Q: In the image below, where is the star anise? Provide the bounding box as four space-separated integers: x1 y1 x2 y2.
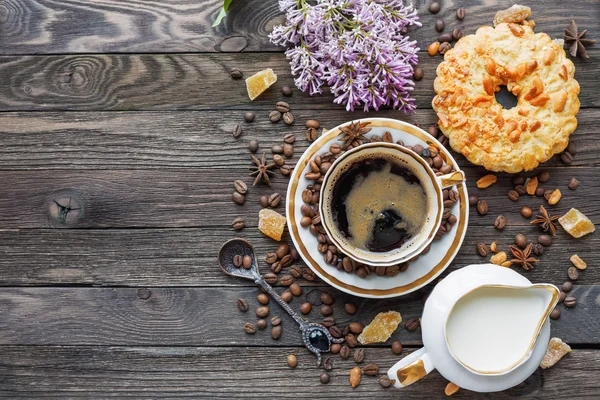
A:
509 243 539 271
530 205 561 236
249 153 276 186
564 20 595 59
339 121 372 149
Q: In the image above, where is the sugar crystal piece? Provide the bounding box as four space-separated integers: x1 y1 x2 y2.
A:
540 337 571 369
246 68 277 100
493 4 532 27
559 208 595 238
357 311 402 344
258 208 286 241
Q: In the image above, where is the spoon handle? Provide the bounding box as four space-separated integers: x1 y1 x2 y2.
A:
254 276 307 327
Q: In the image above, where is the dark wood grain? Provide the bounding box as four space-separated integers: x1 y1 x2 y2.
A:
0 51 598 112
0 226 596 287
1 0 598 54
0 285 597 346
1 109 599 170
0 345 597 399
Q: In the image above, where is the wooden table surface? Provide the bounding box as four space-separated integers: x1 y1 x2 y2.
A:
1 0 599 398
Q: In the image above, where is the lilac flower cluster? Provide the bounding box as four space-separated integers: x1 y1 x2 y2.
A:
269 0 421 113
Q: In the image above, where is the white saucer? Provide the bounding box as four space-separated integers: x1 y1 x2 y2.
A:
286 118 469 298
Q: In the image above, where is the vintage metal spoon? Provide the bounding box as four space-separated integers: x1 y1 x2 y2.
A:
218 238 343 365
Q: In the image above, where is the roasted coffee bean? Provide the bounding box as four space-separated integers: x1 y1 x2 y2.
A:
320 293 333 305
516 185 527 195
256 306 270 318
271 316 282 326
290 283 302 296
280 165 292 176
257 319 267 330
230 68 243 79
559 291 566 303
234 180 248 195
265 252 278 264
266 193 281 208
232 192 246 205
306 127 319 142
532 243 544 256
538 171 550 183
264 273 277 285
269 111 282 123
568 177 579 190
305 119 320 129
287 354 297 368
379 376 394 388
281 85 292 97
477 242 488 257
237 298 249 312
300 302 312 314
281 290 292 302
242 255 252 269
272 145 283 154
248 139 259 153
538 234 553 246
276 101 290 113
340 345 351 359
324 357 334 371
258 196 268 209
535 187 545 197
544 190 553 200
300 204 314 217
364 364 380 376
244 322 257 334
232 217 245 230
476 200 489 215
521 207 533 218
321 304 333 316
469 195 478 206
561 151 573 164
271 325 282 340
550 309 561 320
345 333 358 348
273 154 285 166
322 316 335 327
391 340 403 355
561 281 573 292
280 275 293 286
302 268 316 282
429 1 441 13
456 7 466 19
233 254 243 268
289 265 302 278
566 141 576 156
435 20 445 32
329 326 342 338
568 267 579 281
232 124 243 138
281 134 296 146
452 28 463 40
515 233 527 248
349 322 364 334
439 32 453 43
283 143 294 158
283 112 294 125
344 302 357 315
300 216 312 227
320 373 330 384
564 296 577 308
513 175 525 185
428 125 439 138
353 348 365 363
405 318 420 331
494 215 507 230
413 67 424 81
342 325 350 336
244 112 255 123
508 190 519 201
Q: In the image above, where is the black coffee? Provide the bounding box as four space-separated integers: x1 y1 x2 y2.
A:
330 157 428 252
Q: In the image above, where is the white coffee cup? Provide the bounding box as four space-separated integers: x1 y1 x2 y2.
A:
319 142 465 267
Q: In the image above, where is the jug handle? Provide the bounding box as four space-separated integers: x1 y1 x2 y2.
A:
436 170 466 189
387 347 435 388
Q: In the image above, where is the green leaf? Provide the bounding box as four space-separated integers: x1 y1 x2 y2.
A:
212 0 234 27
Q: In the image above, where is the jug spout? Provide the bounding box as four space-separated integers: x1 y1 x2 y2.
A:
444 283 559 376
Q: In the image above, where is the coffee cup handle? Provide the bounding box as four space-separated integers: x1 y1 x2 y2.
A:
436 170 466 189
387 347 435 389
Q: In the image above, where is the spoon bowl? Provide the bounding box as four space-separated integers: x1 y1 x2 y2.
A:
218 238 260 280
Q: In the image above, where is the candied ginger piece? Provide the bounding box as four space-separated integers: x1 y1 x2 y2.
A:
357 311 402 344
258 208 286 241
493 4 532 27
246 68 277 100
559 208 595 238
540 337 571 369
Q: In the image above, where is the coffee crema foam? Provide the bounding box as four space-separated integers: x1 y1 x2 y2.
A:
331 158 428 253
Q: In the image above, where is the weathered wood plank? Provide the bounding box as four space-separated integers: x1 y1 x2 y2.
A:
0 226 596 286
0 285 597 346
1 109 598 169
1 0 598 54
0 51 598 111
0 167 596 228
0 345 597 398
